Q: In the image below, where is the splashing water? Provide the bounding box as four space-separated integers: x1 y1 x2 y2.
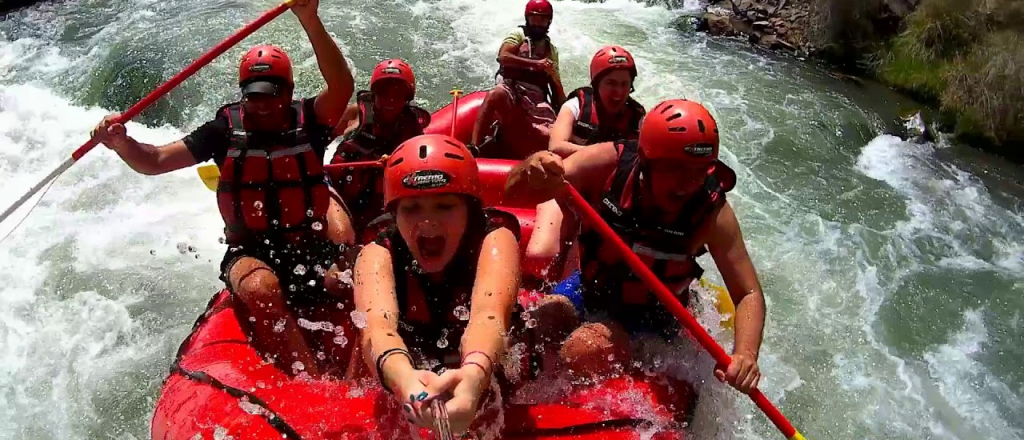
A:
350 310 367 329
437 328 449 349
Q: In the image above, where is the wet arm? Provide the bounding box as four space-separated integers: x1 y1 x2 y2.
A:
548 105 582 158
354 243 414 391
110 139 198 176
461 228 521 384
300 13 355 127
707 202 766 360
504 142 617 205
497 43 545 70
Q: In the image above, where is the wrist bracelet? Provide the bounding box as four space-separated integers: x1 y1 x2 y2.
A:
461 361 488 376
460 351 494 373
375 348 412 393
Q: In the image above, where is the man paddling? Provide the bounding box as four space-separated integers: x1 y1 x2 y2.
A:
91 0 356 377
505 99 766 394
472 0 566 160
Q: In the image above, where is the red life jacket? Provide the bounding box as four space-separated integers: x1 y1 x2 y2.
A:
216 101 330 245
569 86 645 145
577 140 735 334
330 91 429 230
371 208 523 371
331 91 429 163
497 29 554 95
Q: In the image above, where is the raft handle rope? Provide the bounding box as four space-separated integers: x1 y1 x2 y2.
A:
0 0 296 231
564 184 808 440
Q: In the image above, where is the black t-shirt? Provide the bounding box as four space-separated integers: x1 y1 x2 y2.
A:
183 98 334 166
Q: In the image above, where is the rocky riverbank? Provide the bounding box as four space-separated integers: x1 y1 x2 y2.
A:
695 0 1024 163
697 0 815 55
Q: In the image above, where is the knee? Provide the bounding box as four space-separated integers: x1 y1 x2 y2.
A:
531 295 579 342
233 266 283 306
559 321 631 378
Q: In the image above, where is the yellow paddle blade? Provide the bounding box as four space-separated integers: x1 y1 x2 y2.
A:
701 278 735 330
197 164 220 191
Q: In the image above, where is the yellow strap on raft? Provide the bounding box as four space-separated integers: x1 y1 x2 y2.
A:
790 432 807 440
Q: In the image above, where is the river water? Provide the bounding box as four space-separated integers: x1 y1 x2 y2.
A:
0 0 1022 438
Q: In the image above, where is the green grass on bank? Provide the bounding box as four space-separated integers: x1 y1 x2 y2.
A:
807 0 1024 153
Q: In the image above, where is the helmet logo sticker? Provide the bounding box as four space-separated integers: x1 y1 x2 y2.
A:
684 143 714 157
382 67 402 74
402 170 451 190
609 55 629 64
249 63 272 73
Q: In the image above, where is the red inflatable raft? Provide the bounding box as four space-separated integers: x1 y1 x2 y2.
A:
152 93 693 439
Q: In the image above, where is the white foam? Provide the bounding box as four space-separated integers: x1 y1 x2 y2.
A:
0 83 224 437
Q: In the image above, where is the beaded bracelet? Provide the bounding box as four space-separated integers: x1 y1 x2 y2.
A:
375 348 412 393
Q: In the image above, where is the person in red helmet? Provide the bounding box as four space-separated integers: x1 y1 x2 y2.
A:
329 58 430 236
90 0 357 377
524 45 648 287
550 45 645 157
471 0 566 160
352 134 524 436
505 99 767 395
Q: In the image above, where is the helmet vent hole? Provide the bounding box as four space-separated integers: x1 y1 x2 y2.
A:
658 104 674 114
271 55 282 59
697 119 706 133
665 113 682 122
668 127 687 132
444 152 464 161
419 145 428 159
714 128 719 134
389 157 405 167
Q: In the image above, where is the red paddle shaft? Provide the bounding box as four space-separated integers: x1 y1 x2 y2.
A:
564 185 801 440
74 0 294 161
0 1 294 225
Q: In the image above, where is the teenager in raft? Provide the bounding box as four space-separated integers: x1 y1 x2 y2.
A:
353 134 569 436
328 58 430 236
472 0 566 160
525 45 648 286
505 99 767 394
91 0 357 377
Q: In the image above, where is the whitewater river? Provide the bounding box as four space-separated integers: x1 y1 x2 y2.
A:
1 0 1022 438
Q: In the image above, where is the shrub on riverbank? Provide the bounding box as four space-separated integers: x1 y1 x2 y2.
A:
808 0 1024 151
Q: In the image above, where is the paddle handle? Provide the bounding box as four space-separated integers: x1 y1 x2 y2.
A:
449 89 462 138
564 185 803 440
72 0 294 161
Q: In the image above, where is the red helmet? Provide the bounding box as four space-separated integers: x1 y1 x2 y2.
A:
525 0 553 17
238 44 293 96
384 134 481 208
370 59 416 101
638 99 719 162
589 45 637 84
